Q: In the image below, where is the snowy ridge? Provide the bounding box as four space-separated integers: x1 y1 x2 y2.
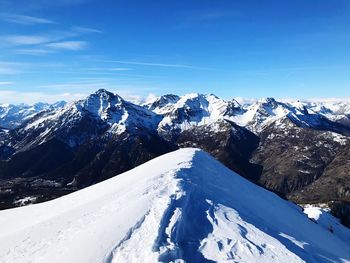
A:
0 148 348 263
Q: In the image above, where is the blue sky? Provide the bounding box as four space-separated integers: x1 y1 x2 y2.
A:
0 0 350 103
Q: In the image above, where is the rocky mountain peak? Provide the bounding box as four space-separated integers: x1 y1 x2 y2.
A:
76 89 126 123
88 89 123 104
264 97 277 104
145 94 180 112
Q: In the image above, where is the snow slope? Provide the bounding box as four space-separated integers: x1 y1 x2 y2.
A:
0 149 349 263
303 205 350 243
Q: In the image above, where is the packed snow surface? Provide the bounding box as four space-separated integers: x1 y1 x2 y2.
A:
0 148 349 263
303 205 350 243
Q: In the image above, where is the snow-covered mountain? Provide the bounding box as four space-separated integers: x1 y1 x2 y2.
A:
304 100 350 126
144 95 350 136
0 148 348 263
0 90 174 207
0 101 66 129
7 89 160 151
2 92 349 139
1 89 350 228
144 93 243 134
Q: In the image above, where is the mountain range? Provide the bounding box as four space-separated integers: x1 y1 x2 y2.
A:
0 89 349 227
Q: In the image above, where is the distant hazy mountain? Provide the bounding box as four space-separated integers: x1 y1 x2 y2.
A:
0 101 66 129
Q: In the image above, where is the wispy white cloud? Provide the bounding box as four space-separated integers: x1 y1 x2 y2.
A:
3 35 51 45
72 26 102 34
0 61 67 75
0 67 20 74
86 67 132 71
14 48 53 55
0 81 14 85
233 97 350 105
107 60 211 70
0 88 158 105
236 65 350 75
233 97 257 105
45 41 87 50
1 30 81 46
1 14 55 25
0 90 85 104
281 97 350 104
0 61 22 74
2 28 93 50
41 82 109 90
0 0 93 11
131 93 158 105
0 17 99 57
0 83 154 104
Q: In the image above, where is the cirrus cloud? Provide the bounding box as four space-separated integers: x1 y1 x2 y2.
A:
45 41 87 50
4 35 51 45
1 14 55 25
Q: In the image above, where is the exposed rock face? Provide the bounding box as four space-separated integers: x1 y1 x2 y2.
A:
287 144 350 203
328 201 350 227
177 120 261 181
249 116 350 226
251 117 349 195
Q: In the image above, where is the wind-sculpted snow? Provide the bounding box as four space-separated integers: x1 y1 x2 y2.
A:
0 148 349 263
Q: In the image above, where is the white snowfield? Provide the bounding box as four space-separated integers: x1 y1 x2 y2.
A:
0 148 349 263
